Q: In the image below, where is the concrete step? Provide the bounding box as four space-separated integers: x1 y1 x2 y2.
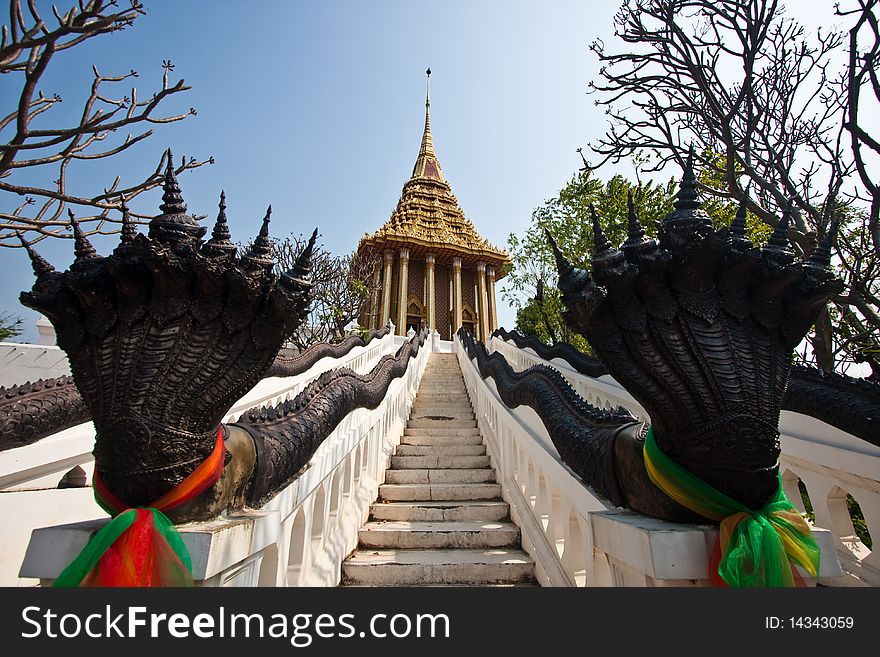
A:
411 405 471 413
408 409 473 417
417 384 466 390
370 500 510 522
411 393 470 401
395 444 486 457
410 408 474 417
384 467 495 484
407 418 477 429
358 521 520 549
409 415 476 424
341 548 536 585
400 434 483 447
389 455 491 470
404 427 480 437
415 386 471 404
379 482 502 501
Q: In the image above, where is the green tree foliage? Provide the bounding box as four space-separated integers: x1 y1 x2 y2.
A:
0 312 23 340
503 169 675 351
269 234 380 348
502 165 763 351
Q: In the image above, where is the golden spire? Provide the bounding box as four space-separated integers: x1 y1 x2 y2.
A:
412 67 445 182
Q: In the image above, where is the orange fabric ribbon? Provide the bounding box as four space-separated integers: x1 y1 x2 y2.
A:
54 428 225 587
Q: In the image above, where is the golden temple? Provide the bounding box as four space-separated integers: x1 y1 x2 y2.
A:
358 69 510 340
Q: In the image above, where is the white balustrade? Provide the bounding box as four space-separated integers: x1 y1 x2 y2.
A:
457 335 615 586
2 330 402 586
18 331 433 587
490 338 647 422
0 342 71 388
487 334 876 587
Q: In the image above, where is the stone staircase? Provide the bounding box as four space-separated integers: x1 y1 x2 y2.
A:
341 352 537 586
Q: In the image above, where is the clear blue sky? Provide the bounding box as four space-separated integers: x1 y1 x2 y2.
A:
0 0 843 342
0 0 628 341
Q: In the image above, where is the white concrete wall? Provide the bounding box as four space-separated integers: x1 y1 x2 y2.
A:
0 342 70 388
0 488 103 586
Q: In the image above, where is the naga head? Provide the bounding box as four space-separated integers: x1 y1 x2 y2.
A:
549 154 843 509
19 151 317 507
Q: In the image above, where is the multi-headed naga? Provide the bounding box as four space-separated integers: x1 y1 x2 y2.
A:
544 153 844 522
18 152 427 525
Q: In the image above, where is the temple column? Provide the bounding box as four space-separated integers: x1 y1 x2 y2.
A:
487 266 498 334
397 248 409 335
369 256 382 329
381 250 394 327
426 253 436 331
453 257 462 336
477 262 489 342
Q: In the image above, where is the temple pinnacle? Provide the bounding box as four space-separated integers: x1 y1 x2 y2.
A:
411 69 444 182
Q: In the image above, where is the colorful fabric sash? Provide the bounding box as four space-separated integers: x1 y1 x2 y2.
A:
642 426 820 587
54 428 225 587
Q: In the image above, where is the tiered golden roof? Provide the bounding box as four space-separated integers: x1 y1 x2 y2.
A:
358 74 510 276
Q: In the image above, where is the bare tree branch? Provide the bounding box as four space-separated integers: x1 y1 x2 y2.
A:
588 0 879 372
0 0 209 246
268 234 381 347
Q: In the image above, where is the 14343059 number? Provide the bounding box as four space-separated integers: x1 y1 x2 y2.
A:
790 617 854 629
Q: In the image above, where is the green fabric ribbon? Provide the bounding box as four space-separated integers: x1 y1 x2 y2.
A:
643 426 820 587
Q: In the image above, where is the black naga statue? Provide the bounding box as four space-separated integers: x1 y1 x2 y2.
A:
17 152 424 524
0 325 393 452
492 327 608 378
491 327 879 447
543 153 845 522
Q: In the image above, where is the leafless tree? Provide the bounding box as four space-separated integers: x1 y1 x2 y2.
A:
0 0 210 247
840 0 880 254
271 233 381 349
588 0 879 375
